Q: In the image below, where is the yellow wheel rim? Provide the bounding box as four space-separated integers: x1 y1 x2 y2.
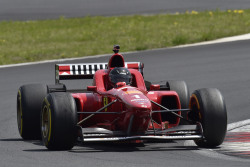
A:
17 90 23 136
189 94 202 120
41 98 52 145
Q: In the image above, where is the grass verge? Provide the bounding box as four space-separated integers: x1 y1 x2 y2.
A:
0 9 250 65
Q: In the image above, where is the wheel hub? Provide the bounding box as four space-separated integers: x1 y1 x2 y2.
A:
41 105 50 139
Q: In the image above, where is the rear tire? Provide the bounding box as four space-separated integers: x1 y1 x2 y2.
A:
41 92 77 150
189 88 227 148
166 80 190 124
17 84 47 140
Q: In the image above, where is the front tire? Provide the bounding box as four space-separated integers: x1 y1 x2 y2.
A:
189 88 227 148
17 84 47 139
41 92 77 150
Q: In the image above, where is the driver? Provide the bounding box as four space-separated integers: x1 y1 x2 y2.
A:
109 67 132 87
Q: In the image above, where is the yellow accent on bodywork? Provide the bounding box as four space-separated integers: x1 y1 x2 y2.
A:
103 96 108 112
125 90 143 94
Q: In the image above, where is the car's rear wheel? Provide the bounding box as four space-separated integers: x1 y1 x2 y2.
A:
166 80 190 124
17 84 47 140
189 88 227 148
41 92 77 150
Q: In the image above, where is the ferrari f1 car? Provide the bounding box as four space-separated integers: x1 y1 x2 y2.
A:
17 45 227 150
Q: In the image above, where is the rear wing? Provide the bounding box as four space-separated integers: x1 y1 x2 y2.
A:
55 62 144 84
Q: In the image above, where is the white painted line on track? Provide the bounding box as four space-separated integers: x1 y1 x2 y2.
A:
227 119 250 131
0 53 112 69
184 139 249 162
185 119 250 162
1 33 250 69
172 33 250 48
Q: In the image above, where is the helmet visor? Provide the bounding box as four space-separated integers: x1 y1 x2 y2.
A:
111 74 131 85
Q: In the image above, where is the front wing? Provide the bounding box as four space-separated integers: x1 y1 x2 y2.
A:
78 124 204 142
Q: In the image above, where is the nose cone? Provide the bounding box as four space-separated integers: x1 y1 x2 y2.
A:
115 87 152 112
130 98 152 110
123 93 152 112
125 94 151 133
115 88 152 133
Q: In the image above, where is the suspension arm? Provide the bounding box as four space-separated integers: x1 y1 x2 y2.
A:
77 99 118 125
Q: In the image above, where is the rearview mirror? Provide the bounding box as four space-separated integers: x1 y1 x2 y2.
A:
150 84 160 91
87 86 97 92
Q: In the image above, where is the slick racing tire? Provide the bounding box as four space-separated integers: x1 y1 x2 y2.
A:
41 92 77 150
189 88 227 148
17 84 48 140
166 80 190 124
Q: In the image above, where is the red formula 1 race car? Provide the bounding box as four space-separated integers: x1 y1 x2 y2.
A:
17 45 227 150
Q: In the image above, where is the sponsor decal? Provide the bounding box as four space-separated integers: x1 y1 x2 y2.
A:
125 90 143 94
131 99 148 102
132 95 141 99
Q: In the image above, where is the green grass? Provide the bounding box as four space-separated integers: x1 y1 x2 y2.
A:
0 9 250 65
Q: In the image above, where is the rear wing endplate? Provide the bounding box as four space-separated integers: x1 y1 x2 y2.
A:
55 62 144 84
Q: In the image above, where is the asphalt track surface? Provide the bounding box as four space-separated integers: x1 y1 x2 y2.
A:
1 0 250 21
1 1 250 167
1 40 250 167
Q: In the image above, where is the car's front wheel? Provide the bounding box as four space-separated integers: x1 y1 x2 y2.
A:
189 88 227 148
41 92 78 150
